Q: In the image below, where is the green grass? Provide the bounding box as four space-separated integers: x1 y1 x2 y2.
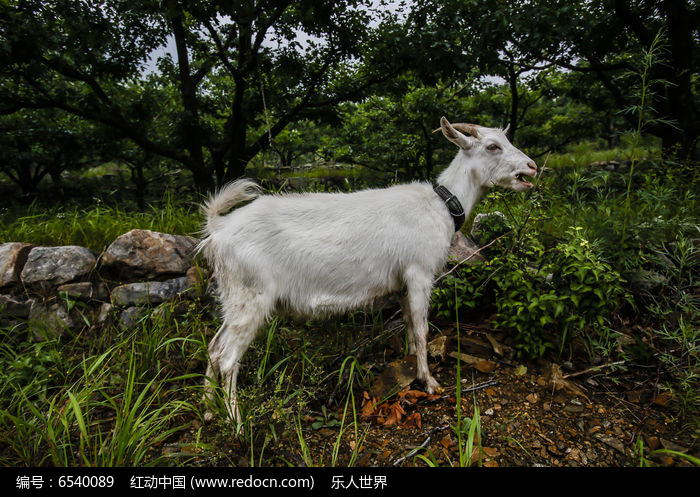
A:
538 134 661 169
0 299 210 466
1 139 697 467
0 194 201 251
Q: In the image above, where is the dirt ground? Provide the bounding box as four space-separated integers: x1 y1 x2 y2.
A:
306 366 693 466
195 322 697 468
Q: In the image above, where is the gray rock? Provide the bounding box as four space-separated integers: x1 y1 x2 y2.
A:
102 229 197 279
119 306 145 329
21 246 96 287
57 281 110 301
28 301 75 339
185 266 210 297
470 211 511 246
110 276 190 307
447 231 486 264
0 294 33 318
0 242 34 288
95 302 113 324
590 160 621 171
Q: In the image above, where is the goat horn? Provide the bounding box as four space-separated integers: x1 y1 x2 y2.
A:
432 122 481 139
451 123 482 139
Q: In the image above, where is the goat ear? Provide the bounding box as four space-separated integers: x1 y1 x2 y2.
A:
439 116 473 150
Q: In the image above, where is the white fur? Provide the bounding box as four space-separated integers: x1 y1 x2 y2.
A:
198 117 536 426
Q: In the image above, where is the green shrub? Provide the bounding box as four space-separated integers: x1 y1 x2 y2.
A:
496 227 627 357
432 227 628 359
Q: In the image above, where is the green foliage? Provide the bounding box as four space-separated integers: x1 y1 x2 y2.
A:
0 293 214 466
330 76 471 180
0 334 200 466
494 228 627 358
0 0 697 467
0 194 200 251
1 0 697 196
0 0 410 190
0 110 100 194
434 226 627 359
310 405 340 430
639 232 700 424
470 212 511 247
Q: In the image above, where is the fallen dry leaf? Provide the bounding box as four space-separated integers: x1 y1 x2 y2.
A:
566 448 585 464
475 359 497 373
593 433 626 454
448 351 480 365
645 435 661 450
439 434 452 449
482 446 499 458
428 335 448 360
401 412 422 430
383 402 406 427
369 357 417 398
625 390 643 403
449 351 497 373
360 393 385 419
653 391 674 407
514 364 527 376
659 437 688 453
470 447 481 465
398 388 429 404
544 363 589 401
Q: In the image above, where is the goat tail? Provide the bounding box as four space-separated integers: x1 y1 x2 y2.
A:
202 179 262 235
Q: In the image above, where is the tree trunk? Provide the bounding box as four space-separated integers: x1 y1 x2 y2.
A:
506 62 519 142
129 161 146 210
423 125 434 179
171 8 213 193
613 0 699 161
660 0 698 160
224 152 255 184
13 162 49 194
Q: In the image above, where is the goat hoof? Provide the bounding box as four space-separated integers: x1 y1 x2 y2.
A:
424 377 443 395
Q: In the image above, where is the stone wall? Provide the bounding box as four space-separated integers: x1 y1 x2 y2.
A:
1 227 486 339
0 229 209 338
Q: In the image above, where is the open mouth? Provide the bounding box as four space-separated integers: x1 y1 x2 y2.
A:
516 172 534 188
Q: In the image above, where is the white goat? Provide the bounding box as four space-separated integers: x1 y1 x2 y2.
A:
198 117 537 425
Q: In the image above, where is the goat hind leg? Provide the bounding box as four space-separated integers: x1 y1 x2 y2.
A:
405 268 442 394
216 304 268 429
202 324 227 422
400 294 417 355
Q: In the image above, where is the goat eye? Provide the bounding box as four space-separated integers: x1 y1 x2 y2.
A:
487 144 501 151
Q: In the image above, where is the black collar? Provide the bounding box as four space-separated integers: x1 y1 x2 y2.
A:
433 183 465 232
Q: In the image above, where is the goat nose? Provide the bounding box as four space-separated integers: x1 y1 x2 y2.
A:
527 160 537 172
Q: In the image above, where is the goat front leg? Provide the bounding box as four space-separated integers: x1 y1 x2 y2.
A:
404 266 443 394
